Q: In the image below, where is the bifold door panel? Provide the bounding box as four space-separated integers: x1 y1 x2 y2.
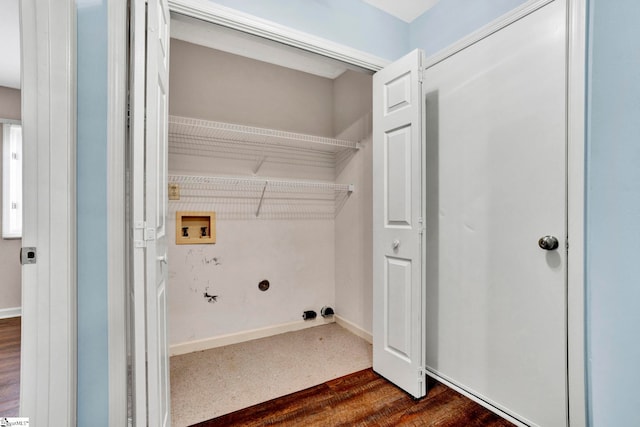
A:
372 49 426 399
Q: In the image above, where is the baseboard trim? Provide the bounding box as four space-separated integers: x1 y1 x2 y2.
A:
0 307 21 319
335 315 372 344
425 369 530 427
170 317 335 356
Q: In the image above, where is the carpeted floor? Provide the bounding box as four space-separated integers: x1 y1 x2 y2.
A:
170 323 372 427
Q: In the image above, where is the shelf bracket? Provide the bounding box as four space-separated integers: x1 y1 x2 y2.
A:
253 155 267 174
256 181 268 217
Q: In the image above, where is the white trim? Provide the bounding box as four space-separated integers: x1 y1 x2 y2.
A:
170 318 335 356
19 0 77 425
423 0 554 69
426 370 529 427
566 0 587 425
167 0 389 72
129 1 148 425
107 0 129 425
0 307 21 319
335 315 373 344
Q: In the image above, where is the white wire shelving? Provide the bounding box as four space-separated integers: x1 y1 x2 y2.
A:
168 115 360 173
168 174 354 220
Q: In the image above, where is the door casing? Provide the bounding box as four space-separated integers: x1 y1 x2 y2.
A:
20 0 77 425
110 0 587 425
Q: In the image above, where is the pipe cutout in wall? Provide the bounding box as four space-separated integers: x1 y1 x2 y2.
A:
258 280 270 291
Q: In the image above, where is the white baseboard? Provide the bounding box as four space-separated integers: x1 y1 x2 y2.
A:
425 369 529 427
170 316 335 356
0 307 21 319
335 315 372 344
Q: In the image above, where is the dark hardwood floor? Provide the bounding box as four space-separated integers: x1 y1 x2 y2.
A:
193 368 515 427
0 316 20 417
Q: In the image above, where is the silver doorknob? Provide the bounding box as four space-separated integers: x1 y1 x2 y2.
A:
538 235 559 251
392 239 400 249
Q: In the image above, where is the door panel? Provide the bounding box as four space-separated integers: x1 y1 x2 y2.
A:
146 0 170 425
385 126 413 225
385 257 413 359
373 49 426 399
423 1 567 426
130 0 170 425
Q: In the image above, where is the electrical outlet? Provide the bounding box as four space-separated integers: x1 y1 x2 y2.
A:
168 183 180 200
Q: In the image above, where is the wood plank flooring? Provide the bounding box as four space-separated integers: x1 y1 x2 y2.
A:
0 316 20 417
192 368 515 427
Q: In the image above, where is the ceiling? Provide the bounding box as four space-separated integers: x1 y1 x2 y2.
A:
362 0 440 23
0 0 20 89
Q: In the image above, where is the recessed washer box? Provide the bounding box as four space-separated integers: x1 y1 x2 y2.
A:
176 211 216 245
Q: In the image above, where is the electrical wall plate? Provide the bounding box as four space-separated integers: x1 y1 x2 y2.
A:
168 183 180 200
176 211 216 245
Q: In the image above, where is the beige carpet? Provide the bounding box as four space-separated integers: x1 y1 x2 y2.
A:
170 322 373 427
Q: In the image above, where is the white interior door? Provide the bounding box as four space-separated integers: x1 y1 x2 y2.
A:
423 1 568 426
372 49 426 398
130 0 170 425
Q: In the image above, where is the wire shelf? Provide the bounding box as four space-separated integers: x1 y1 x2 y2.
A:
168 116 360 172
168 175 354 220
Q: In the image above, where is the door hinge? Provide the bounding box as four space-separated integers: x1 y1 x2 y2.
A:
145 227 156 242
418 67 424 84
20 247 37 265
134 221 149 248
418 367 427 382
418 217 425 235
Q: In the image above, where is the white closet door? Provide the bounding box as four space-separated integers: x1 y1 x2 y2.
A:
423 1 568 426
372 49 426 398
130 0 171 425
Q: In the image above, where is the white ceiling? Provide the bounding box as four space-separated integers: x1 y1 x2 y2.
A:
362 0 439 23
0 0 21 89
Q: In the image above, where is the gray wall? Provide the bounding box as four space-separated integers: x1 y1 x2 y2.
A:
169 39 334 137
167 42 373 348
333 70 373 334
0 85 21 313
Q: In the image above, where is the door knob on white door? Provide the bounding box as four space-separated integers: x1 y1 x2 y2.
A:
392 239 400 249
157 254 168 264
538 235 559 250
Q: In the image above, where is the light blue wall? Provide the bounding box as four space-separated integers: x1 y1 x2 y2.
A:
76 0 109 425
409 0 528 57
206 0 408 60
586 0 640 425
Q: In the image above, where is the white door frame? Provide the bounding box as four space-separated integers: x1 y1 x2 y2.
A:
566 1 587 425
109 0 587 425
20 0 77 425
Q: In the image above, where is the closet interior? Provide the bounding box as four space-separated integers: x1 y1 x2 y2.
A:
167 14 374 423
